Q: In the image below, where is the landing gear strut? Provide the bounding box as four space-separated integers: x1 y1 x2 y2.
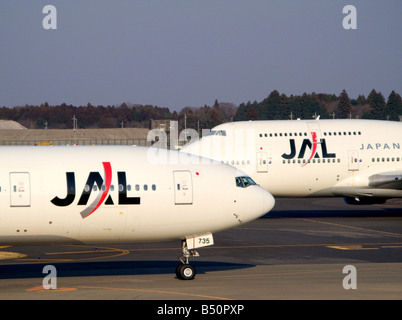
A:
176 240 199 280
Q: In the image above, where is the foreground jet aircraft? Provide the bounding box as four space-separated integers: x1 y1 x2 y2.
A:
0 146 274 279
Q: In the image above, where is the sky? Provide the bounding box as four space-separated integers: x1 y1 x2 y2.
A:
0 1 401 112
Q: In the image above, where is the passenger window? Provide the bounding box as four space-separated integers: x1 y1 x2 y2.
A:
152 184 156 191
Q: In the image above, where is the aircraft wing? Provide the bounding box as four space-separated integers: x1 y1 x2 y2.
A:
368 171 402 190
330 170 402 204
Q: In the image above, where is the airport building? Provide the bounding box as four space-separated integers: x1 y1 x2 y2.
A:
0 120 151 146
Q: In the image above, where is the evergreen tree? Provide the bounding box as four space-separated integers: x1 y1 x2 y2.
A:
337 90 352 118
233 102 248 121
259 90 289 120
385 90 402 121
356 94 366 105
246 105 259 120
366 89 386 120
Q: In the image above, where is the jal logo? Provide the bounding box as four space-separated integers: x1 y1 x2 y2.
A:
281 132 336 165
51 162 140 218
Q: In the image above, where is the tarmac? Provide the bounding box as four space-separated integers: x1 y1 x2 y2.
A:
0 197 401 303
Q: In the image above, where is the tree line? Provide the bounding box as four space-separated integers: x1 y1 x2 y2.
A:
234 89 402 122
1 89 401 130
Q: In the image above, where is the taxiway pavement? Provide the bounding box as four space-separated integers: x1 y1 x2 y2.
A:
0 198 401 300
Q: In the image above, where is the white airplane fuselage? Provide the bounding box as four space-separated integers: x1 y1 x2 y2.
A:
181 119 402 203
0 146 274 245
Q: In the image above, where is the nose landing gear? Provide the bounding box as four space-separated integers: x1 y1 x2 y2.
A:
175 233 214 280
176 240 199 280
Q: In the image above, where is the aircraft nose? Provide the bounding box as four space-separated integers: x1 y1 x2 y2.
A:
239 186 275 224
262 188 275 215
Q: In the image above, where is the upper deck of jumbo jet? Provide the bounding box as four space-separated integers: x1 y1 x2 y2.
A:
184 119 402 153
206 119 402 138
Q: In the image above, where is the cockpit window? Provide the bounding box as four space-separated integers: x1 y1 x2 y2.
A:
236 176 257 188
204 130 226 137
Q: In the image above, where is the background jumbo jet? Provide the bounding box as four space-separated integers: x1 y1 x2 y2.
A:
181 119 402 205
0 146 274 280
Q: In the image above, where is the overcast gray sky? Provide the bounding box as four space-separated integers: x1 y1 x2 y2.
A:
0 1 401 111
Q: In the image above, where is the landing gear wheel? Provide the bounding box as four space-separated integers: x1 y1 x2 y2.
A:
176 263 196 280
175 239 199 280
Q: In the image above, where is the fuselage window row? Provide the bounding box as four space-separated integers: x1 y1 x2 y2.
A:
223 160 251 166
259 131 362 138
84 184 156 192
372 157 401 162
283 158 341 164
221 158 346 165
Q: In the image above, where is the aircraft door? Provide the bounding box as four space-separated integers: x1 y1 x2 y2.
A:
348 150 359 171
174 170 193 204
10 172 31 207
256 152 268 173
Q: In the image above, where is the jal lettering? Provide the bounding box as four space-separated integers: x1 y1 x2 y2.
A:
51 166 141 213
282 139 335 160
